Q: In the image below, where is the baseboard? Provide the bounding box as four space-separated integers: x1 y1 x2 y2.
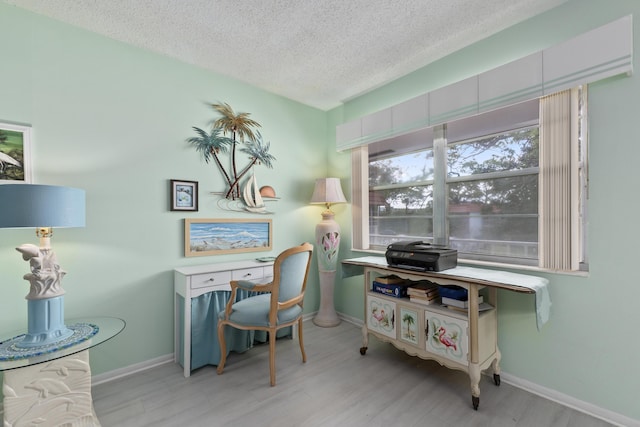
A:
301 312 316 322
338 313 364 327
336 313 639 427
92 353 174 386
499 373 639 427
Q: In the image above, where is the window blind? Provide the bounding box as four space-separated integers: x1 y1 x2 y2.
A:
538 89 580 271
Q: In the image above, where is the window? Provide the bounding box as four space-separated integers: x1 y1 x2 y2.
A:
447 126 539 264
352 89 588 271
368 127 436 248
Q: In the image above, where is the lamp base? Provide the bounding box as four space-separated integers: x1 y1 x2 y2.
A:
16 296 73 348
17 328 74 348
313 211 342 328
0 322 98 361
313 270 341 327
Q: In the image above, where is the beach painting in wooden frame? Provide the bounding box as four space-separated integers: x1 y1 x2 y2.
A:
185 218 272 256
0 122 32 183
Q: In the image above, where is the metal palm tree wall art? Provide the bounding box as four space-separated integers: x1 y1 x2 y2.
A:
187 103 276 213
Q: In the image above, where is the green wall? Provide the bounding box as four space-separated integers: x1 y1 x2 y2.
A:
330 0 640 422
2 0 640 423
0 4 327 376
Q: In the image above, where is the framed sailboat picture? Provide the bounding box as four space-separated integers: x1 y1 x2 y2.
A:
185 218 272 256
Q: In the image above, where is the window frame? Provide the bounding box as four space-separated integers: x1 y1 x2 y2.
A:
350 89 588 273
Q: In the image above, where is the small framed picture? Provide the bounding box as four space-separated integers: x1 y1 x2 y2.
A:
0 122 32 183
170 179 198 211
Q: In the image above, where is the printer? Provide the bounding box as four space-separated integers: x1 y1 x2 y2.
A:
385 241 458 272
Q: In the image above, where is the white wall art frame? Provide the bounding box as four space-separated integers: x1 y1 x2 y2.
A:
0 122 32 183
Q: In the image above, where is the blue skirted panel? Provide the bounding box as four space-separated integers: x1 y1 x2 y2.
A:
178 289 291 372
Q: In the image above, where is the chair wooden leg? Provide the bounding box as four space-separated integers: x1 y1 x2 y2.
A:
216 320 227 375
298 318 307 363
269 329 276 386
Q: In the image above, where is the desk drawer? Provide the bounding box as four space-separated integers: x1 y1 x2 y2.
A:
232 266 266 282
190 271 232 289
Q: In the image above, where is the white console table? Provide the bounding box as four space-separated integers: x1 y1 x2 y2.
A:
174 259 274 378
342 257 549 410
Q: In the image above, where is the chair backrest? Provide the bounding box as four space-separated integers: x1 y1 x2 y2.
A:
270 243 313 311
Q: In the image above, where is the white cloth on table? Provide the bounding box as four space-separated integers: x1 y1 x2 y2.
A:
438 266 551 331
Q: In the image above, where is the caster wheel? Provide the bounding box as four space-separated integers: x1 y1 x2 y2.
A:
493 374 501 386
472 396 479 410
359 347 367 355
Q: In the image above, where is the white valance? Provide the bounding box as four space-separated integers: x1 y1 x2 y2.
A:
336 15 633 152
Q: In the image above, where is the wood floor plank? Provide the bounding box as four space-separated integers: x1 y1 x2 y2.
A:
92 321 615 427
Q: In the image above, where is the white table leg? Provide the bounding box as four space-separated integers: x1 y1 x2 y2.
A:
3 350 100 426
492 346 502 385
359 324 369 355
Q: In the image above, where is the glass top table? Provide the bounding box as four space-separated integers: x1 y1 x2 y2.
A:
0 316 125 371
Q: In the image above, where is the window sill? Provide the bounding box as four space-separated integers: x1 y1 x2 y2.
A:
348 248 589 277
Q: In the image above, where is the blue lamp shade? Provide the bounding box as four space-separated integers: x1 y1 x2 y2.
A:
0 184 85 228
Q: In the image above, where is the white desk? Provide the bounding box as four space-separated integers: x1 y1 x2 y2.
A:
174 259 274 377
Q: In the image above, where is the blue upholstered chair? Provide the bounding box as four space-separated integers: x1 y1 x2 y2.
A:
216 242 314 386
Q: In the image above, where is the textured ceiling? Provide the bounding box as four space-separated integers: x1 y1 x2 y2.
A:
3 0 566 110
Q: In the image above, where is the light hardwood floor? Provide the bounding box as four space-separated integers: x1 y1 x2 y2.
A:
92 321 614 427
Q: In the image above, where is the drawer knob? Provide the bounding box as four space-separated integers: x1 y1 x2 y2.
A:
244 273 252 277
208 278 215 282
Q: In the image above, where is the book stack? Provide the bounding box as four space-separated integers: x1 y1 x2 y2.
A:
375 275 403 284
372 275 410 298
407 280 440 306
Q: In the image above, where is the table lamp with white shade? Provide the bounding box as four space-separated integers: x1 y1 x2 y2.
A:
310 177 346 327
0 184 85 349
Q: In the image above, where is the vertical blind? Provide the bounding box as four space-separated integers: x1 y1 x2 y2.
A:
350 146 369 250
538 90 575 271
